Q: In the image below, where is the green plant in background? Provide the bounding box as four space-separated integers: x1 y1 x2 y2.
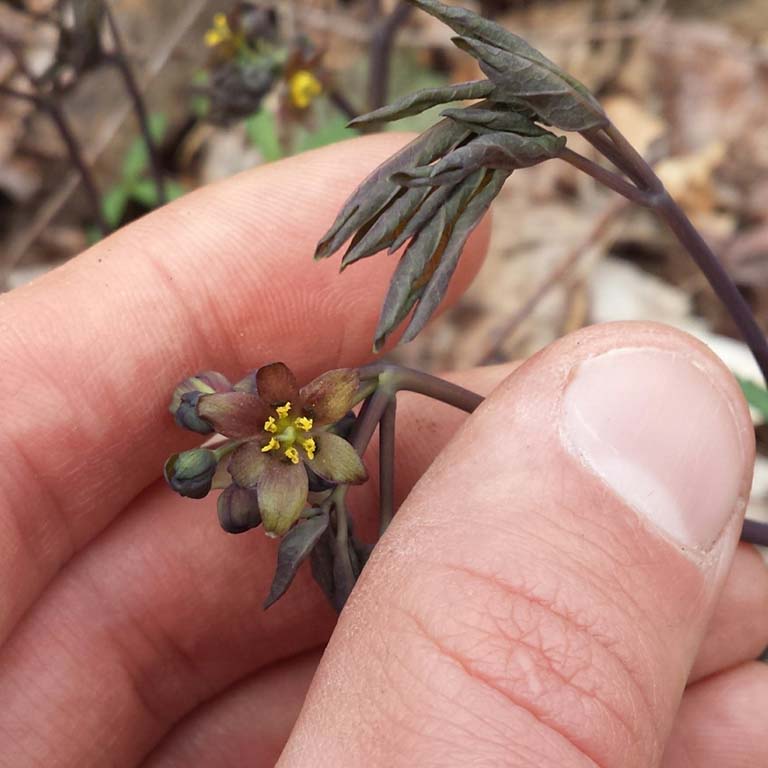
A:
739 378 768 422
101 114 184 229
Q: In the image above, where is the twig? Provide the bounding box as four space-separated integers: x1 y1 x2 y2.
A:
368 1 413 111
0 33 108 234
588 122 768 385
0 0 208 284
0 81 37 102
43 97 109 232
326 86 359 123
102 0 166 204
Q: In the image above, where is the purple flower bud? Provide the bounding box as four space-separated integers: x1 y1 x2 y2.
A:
164 448 218 499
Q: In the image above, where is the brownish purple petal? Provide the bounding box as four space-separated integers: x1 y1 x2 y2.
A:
258 460 309 536
310 432 367 484
256 362 299 408
197 392 269 438
228 441 271 487
233 371 258 393
217 484 262 534
300 368 359 426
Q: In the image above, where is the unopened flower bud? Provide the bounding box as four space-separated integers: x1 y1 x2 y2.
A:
170 371 232 434
217 484 262 533
164 448 218 499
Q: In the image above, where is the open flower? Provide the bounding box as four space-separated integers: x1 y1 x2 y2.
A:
278 42 327 125
288 69 323 110
165 363 367 536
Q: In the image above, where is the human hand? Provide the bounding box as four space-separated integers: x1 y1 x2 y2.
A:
0 135 766 767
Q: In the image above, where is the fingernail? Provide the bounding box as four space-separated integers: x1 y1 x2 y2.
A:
562 348 747 550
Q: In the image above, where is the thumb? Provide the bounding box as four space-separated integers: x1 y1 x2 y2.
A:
278 322 755 768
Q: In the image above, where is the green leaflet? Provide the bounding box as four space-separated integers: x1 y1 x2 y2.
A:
388 178 467 253
452 36 606 131
402 0 606 130
373 169 489 350
314 118 468 259
407 0 553 64
392 131 566 187
440 102 545 136
340 185 434 268
400 168 509 343
347 79 495 127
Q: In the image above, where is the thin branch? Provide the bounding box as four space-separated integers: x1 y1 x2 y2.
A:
0 0 208 280
368 1 413 111
583 122 768 385
350 388 390 455
0 33 108 233
326 86 359 123
102 0 166 204
0 81 38 103
43 97 109 233
742 519 768 548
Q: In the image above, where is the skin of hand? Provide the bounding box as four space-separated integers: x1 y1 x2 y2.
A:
0 135 767 768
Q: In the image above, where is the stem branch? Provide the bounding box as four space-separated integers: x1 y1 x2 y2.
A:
378 399 396 536
368 1 412 111
560 148 651 207
103 1 166 204
584 122 768 384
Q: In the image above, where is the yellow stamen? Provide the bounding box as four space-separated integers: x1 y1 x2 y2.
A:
294 416 313 432
302 438 316 460
261 437 279 453
289 70 323 109
276 402 292 418
264 416 278 433
284 447 300 464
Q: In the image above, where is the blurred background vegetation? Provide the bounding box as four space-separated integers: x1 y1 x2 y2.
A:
3 0 768 518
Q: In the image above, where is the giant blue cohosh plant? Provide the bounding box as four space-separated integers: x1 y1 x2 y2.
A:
165 0 768 611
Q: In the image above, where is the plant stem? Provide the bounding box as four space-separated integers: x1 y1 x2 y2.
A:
560 148 650 207
378 399 397 536
44 98 109 233
330 487 356 611
102 0 166 205
584 126 653 191
656 194 768 380
350 388 391 455
742 519 768 548
326 86 359 123
585 122 768 385
368 1 413 111
359 363 483 414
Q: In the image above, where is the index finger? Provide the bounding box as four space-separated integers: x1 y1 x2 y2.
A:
0 134 490 641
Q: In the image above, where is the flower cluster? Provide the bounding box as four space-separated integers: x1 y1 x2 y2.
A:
164 363 367 537
199 5 327 128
